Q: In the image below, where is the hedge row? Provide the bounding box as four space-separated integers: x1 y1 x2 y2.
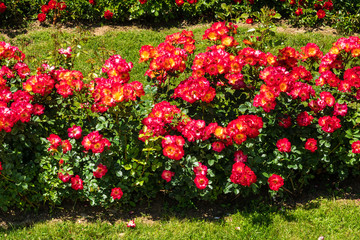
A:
1 0 360 33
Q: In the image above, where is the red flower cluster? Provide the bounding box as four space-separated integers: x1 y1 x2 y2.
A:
173 76 216 103
82 131 111 153
268 174 284 191
0 2 6 13
111 187 123 199
305 138 317 152
193 162 209 190
139 101 181 141
320 37 360 73
54 70 84 98
93 164 108 178
161 170 175 182
58 171 72 183
38 0 67 23
202 22 238 46
165 30 196 54
140 31 194 84
316 71 341 88
224 115 263 145
104 10 113 20
277 47 301 70
89 78 144 113
47 134 72 154
192 47 232 78
13 62 31 79
0 41 25 61
318 116 341 133
238 47 269 68
0 87 44 132
0 161 2 175
343 67 360 96
102 55 133 83
162 135 185 160
23 73 54 96
276 138 291 152
255 67 288 112
230 162 257 186
301 43 323 61
89 55 144 112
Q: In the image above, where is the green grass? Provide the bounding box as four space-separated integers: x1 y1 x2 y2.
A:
1 198 360 239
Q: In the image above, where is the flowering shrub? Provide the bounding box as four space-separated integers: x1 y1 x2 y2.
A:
1 0 360 34
2 20 360 210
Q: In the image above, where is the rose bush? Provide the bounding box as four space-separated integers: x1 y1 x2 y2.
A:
1 1 360 34
1 21 360 209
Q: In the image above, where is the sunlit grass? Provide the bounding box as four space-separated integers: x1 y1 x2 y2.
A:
2 198 360 239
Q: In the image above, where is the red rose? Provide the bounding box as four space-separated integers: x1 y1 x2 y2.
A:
41 5 50 13
48 0 57 9
276 138 291 152
0 2 6 13
305 138 317 152
314 4 323 11
104 10 113 20
317 9 326 19
111 187 123 200
268 174 284 191
296 111 313 127
194 175 208 190
352 141 360 154
68 125 82 139
161 170 175 182
0 161 2 174
230 162 257 186
246 18 253 24
139 0 147 4
193 162 208 176
278 115 292 128
89 0 96 5
212 141 225 152
175 0 185 7
295 8 303 16
93 164 108 178
38 13 47 22
70 175 84 190
324 1 333 11
58 2 66 11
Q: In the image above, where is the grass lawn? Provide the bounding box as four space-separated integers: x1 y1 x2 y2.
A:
1 198 360 239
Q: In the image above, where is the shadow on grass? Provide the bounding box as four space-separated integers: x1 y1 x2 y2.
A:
1 174 359 234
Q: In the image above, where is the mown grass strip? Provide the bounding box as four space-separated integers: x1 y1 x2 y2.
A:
2 198 360 240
